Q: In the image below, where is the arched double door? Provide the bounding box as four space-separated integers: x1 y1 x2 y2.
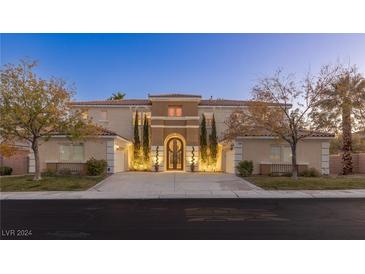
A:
166 137 184 170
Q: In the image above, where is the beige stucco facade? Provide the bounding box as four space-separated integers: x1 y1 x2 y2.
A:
223 138 330 175
80 106 151 140
29 136 131 174
32 93 332 175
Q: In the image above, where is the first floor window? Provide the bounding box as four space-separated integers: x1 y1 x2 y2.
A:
270 145 292 163
270 146 281 162
60 144 84 162
282 146 292 163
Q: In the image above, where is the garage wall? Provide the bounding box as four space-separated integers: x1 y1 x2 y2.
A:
225 149 234 174
114 149 125 172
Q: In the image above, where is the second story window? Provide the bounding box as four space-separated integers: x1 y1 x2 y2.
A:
168 106 182 117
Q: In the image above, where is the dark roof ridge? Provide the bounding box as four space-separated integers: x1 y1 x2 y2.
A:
148 93 202 98
71 98 290 107
71 99 151 106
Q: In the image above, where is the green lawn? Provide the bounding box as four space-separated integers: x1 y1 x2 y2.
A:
246 176 365 190
0 175 106 192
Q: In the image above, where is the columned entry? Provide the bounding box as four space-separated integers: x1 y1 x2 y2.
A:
166 137 184 170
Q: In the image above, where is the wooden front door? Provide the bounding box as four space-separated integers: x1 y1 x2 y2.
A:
166 138 184 170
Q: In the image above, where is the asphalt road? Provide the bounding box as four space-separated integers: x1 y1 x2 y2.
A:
1 199 365 240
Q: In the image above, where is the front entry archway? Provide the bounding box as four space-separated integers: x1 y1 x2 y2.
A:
166 137 184 170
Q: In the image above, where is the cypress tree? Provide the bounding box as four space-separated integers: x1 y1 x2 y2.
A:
133 111 140 158
142 114 150 161
200 114 208 163
209 114 218 163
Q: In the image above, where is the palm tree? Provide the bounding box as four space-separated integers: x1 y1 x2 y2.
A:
313 66 365 175
108 91 125 100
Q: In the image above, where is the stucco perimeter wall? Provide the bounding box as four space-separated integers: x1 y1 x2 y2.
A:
36 137 110 172
0 149 29 175
237 138 328 175
330 153 365 174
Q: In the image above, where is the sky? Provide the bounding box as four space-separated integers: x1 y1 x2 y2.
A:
1 33 364 101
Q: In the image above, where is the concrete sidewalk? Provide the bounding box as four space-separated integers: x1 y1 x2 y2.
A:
2 172 365 200
2 188 365 199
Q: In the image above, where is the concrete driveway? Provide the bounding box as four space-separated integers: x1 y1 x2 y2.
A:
3 172 365 199
90 172 261 198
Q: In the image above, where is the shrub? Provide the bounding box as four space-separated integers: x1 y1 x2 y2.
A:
281 172 292 177
42 169 57 177
86 157 107 176
0 166 13 176
236 160 253 177
58 168 72 176
300 168 320 177
269 172 292 177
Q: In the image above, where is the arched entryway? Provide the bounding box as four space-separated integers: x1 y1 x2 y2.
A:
166 137 184 171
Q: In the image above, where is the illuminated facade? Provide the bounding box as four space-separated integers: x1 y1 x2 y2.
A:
32 93 334 175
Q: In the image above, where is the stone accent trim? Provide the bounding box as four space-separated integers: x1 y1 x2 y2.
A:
106 140 116 174
28 151 35 173
321 142 330 175
233 140 243 174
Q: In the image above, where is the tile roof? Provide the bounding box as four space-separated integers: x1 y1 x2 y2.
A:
97 128 120 136
71 97 290 107
200 99 250 106
71 99 151 106
200 99 291 107
51 128 131 142
237 130 335 138
87 128 131 142
148 93 202 98
71 98 283 107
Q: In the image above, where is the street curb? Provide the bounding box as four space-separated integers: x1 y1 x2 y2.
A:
1 189 365 200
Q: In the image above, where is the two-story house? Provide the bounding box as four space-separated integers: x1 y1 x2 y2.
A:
31 93 334 175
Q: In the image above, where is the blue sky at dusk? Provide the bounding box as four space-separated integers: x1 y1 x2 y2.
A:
1 33 364 101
